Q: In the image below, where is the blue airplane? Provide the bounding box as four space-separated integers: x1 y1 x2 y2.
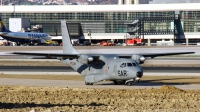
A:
0 16 51 46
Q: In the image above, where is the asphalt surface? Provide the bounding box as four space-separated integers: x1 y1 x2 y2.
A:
0 66 199 73
0 78 200 90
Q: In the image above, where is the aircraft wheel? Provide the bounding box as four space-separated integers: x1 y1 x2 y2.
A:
85 81 93 85
113 80 124 85
85 81 90 85
136 80 140 83
113 80 118 85
122 80 126 85
90 83 93 85
127 82 132 86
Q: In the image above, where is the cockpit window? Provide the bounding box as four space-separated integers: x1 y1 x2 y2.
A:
120 63 126 68
127 63 133 67
134 61 140 67
132 63 137 67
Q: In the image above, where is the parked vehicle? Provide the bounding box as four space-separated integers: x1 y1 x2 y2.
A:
126 38 145 46
46 40 59 46
107 40 115 46
80 41 91 46
100 40 115 46
73 41 79 46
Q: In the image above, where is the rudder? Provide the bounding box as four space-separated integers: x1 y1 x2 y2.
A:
61 20 79 54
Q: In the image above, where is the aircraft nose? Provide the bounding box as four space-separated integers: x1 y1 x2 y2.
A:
136 71 143 78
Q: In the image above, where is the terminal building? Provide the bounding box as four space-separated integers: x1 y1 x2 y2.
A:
149 0 200 4
0 1 200 45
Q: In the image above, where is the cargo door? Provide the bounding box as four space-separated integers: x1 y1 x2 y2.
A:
113 65 117 75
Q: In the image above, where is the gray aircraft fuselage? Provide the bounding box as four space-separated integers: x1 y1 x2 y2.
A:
62 54 143 83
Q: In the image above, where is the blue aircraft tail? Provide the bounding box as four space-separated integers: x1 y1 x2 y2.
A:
0 15 11 32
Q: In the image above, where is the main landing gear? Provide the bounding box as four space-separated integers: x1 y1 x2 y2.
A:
85 81 93 85
125 77 140 86
113 80 126 85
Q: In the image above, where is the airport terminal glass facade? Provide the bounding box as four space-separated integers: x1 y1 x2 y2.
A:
149 0 200 4
1 11 200 36
181 11 200 32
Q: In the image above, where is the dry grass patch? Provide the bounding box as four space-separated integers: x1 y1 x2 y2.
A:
0 85 200 112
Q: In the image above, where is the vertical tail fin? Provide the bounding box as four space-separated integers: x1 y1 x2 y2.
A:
61 20 80 54
0 15 10 32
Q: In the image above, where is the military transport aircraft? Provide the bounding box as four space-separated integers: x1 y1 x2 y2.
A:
0 16 51 46
12 20 195 86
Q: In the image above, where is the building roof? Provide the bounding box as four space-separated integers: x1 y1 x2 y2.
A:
0 3 200 13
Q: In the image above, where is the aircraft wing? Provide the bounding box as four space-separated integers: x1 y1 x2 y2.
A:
12 51 195 59
118 52 195 58
140 52 195 58
12 52 80 59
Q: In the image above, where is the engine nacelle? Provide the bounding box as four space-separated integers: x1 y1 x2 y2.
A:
131 55 145 64
77 55 94 64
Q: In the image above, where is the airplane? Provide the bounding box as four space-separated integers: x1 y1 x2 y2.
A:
0 15 51 46
11 20 195 86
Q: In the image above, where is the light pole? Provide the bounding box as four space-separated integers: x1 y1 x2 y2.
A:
11 3 15 18
12 3 15 13
88 29 91 43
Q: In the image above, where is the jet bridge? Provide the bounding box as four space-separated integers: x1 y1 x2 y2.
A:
125 19 142 37
125 17 175 46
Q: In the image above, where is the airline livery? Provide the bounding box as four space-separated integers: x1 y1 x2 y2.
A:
0 16 51 45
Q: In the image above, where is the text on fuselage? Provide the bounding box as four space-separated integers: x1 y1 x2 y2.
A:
28 34 47 39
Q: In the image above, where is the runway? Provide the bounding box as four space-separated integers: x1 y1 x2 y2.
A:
0 65 199 89
0 66 199 73
0 78 199 90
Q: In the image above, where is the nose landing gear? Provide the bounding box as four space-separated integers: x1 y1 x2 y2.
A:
126 81 132 86
135 77 140 83
125 77 140 86
125 79 134 86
